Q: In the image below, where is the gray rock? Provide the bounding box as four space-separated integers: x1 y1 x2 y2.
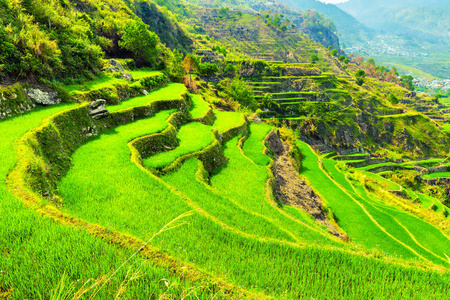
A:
108 59 124 73
143 90 149 95
28 88 61 106
121 72 133 81
88 99 110 119
106 67 120 73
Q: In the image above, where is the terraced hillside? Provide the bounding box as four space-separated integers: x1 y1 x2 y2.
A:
2 68 450 299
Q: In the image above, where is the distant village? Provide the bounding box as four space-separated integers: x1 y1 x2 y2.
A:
414 78 450 91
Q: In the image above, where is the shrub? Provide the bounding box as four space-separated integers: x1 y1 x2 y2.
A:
199 62 219 75
119 18 160 66
310 54 319 64
387 94 399 105
219 77 257 110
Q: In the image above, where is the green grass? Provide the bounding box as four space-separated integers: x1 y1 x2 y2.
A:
211 135 343 247
424 172 450 179
440 124 450 131
401 158 445 166
7 95 450 298
189 94 210 119
357 162 396 171
162 158 297 243
0 105 222 299
144 122 215 169
242 123 272 166
212 110 244 133
109 83 186 112
322 159 450 266
63 70 162 93
275 98 310 103
298 141 448 263
366 172 402 191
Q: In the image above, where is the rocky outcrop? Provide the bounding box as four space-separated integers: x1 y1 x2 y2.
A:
88 99 110 119
120 72 133 81
106 59 125 73
267 131 347 240
28 88 61 106
0 83 35 119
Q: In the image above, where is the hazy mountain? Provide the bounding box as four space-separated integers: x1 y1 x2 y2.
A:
280 0 375 45
338 0 450 45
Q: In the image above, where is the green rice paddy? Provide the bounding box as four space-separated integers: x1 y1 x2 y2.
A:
3 84 450 298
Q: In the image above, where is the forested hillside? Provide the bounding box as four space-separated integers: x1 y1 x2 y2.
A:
1 0 450 299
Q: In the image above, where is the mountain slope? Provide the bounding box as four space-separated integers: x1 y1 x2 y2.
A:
339 0 450 45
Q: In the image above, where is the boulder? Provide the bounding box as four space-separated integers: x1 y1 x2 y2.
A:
143 90 149 95
121 72 133 81
28 88 61 106
88 99 110 119
108 59 124 73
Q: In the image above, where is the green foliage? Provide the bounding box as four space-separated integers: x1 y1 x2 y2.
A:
356 70 366 86
198 62 219 75
219 77 257 110
165 48 185 82
387 94 399 105
224 63 235 74
243 123 272 166
310 54 319 64
338 55 346 62
119 18 159 66
330 49 338 56
400 75 415 91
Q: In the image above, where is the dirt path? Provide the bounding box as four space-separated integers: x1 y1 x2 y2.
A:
267 132 346 239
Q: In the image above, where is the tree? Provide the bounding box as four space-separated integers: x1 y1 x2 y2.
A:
183 54 199 82
310 54 319 64
330 49 338 56
119 18 159 66
222 77 257 110
343 58 350 64
387 94 399 105
338 55 346 62
224 63 235 74
198 62 218 75
400 75 414 91
356 70 366 86
166 49 184 82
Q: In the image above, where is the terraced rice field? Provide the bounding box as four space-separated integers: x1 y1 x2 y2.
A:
297 142 450 266
63 70 162 93
2 77 450 298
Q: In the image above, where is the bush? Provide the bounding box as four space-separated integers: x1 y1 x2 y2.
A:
119 18 160 66
224 63 235 74
310 54 319 64
387 94 399 105
356 70 366 86
198 62 219 75
219 77 257 110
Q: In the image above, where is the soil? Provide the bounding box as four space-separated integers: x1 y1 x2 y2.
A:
267 131 347 240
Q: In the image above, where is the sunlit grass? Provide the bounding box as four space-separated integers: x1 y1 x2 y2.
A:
212 110 244 132
63 70 162 93
242 123 272 166
189 94 210 119
108 83 186 112
0 105 219 299
143 122 215 169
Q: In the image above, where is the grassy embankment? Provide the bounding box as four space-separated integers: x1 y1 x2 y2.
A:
7 82 450 298
297 141 450 267
0 105 228 299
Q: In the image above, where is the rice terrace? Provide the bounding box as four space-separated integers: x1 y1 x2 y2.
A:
0 0 450 299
